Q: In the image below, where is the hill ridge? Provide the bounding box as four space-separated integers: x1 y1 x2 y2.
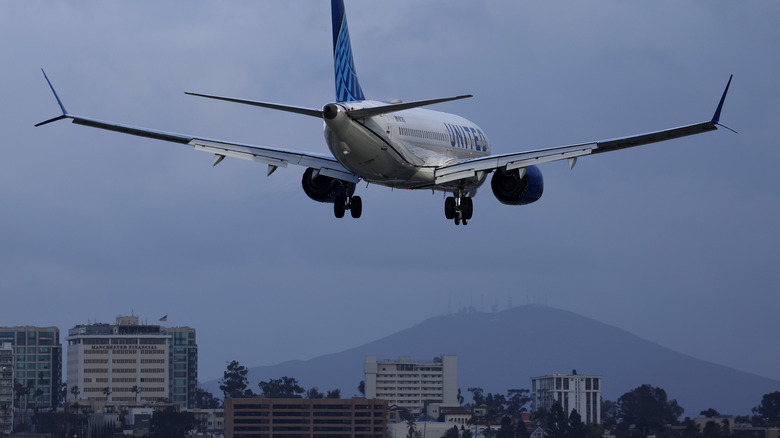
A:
204 305 777 415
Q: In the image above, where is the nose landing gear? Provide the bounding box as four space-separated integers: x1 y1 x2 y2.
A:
334 195 362 219
444 195 473 225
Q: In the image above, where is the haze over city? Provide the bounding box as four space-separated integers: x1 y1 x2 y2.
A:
2 0 779 395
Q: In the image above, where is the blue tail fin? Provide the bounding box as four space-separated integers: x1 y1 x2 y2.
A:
332 0 365 102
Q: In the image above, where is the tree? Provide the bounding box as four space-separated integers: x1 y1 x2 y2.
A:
307 387 324 399
131 385 141 402
101 386 112 401
148 407 196 438
258 376 305 398
458 388 464 405
515 418 531 438
567 409 585 438
506 389 531 418
497 415 513 438
194 386 221 409
442 425 460 438
57 382 67 407
70 384 80 401
547 401 568 438
358 380 365 396
702 420 722 438
701 408 721 418
751 391 780 427
600 399 618 431
220 360 254 399
616 384 684 435
468 387 485 407
326 389 341 399
682 417 700 436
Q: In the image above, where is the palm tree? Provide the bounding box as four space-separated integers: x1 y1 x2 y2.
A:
102 386 112 402
131 385 142 403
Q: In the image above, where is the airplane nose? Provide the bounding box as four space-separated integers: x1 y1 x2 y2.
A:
323 104 340 120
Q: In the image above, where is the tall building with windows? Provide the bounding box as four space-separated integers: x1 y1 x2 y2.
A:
530 372 602 424
168 327 197 408
0 327 63 409
364 355 457 415
0 342 14 434
66 316 197 409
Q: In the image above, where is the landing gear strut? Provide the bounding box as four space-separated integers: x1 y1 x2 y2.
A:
334 195 362 219
444 194 473 225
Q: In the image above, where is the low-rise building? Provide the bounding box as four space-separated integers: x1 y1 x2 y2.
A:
224 398 388 438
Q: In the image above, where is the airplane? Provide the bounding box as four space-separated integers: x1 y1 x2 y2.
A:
37 0 734 226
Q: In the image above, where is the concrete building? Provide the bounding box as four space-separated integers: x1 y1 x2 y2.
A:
224 398 388 438
364 355 457 415
530 372 602 424
66 315 197 409
0 342 13 434
0 326 63 409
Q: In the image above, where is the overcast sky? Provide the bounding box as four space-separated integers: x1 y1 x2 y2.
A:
2 1 779 389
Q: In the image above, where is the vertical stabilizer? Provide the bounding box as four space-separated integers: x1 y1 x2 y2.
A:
332 0 366 102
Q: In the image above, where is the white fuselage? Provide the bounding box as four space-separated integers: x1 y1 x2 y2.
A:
323 100 491 192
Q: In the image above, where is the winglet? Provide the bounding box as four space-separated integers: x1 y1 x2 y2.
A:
36 69 70 127
711 74 737 133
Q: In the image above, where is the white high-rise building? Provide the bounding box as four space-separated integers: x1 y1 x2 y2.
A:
364 355 457 415
531 372 602 424
66 316 197 408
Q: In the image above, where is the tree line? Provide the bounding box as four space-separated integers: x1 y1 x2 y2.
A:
196 360 780 438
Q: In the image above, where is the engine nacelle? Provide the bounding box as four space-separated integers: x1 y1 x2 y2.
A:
490 165 544 205
301 168 355 203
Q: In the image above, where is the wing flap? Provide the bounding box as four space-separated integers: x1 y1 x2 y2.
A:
435 144 595 185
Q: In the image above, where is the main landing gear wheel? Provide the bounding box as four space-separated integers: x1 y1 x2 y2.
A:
444 197 456 220
334 196 346 218
350 196 362 218
334 195 362 219
444 195 473 226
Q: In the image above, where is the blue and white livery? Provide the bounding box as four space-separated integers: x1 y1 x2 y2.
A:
38 0 733 225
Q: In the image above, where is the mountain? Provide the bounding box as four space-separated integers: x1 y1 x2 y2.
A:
203 305 777 416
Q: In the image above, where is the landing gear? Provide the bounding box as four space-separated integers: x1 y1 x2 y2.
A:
444 194 473 225
334 195 362 219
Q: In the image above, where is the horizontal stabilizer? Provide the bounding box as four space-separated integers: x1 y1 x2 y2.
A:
185 92 323 118
345 95 473 119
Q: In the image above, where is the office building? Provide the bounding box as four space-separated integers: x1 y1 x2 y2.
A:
530 372 602 424
364 355 457 415
169 327 198 408
0 326 63 409
224 398 388 438
0 342 13 434
66 315 197 408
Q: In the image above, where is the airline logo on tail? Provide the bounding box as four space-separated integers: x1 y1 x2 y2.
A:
332 0 365 102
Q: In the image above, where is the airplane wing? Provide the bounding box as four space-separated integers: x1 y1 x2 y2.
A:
435 76 734 185
35 70 359 183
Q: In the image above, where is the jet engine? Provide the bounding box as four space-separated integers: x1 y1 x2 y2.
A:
490 165 544 205
301 168 355 203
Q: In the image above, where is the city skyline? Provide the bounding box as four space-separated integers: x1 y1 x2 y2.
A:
2 0 779 395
